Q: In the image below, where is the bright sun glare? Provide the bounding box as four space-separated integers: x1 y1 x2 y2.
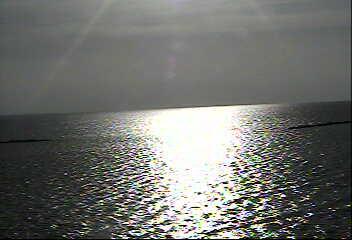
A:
145 107 245 238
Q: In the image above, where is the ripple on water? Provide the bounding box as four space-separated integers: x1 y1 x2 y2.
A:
0 103 350 238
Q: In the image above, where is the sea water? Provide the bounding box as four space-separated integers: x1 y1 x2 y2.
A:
0 101 350 238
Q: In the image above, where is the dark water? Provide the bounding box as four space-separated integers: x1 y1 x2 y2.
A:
0 102 351 239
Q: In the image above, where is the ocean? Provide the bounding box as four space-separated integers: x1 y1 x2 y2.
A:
0 101 351 238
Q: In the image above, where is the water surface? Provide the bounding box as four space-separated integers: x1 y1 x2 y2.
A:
0 102 350 238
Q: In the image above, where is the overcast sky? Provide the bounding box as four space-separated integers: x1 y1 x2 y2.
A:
0 0 350 115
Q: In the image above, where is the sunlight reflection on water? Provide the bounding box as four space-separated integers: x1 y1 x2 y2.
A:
126 106 285 238
147 108 238 238
1 103 350 239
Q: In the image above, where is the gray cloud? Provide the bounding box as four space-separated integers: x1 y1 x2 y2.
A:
0 0 350 114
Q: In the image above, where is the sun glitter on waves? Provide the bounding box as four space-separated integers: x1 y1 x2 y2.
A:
145 107 244 238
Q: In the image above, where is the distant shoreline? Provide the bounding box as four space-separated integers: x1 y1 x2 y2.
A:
288 120 352 130
0 100 350 117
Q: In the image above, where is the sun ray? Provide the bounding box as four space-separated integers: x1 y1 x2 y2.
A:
29 0 112 108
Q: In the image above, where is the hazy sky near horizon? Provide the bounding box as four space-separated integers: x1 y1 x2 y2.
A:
0 0 350 114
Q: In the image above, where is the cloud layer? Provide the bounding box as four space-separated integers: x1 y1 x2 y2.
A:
0 0 350 114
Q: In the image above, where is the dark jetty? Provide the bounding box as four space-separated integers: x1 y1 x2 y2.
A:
0 139 51 144
288 120 351 130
